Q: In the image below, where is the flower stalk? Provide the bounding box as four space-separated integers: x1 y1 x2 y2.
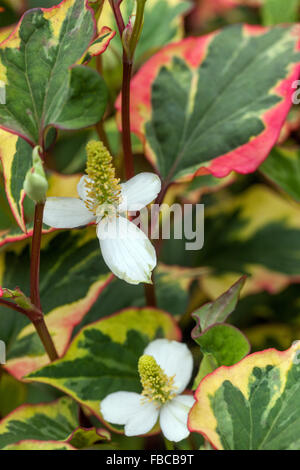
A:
108 0 160 304
30 202 59 361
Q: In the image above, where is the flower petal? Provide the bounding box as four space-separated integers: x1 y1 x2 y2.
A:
119 173 161 212
100 391 159 436
160 395 195 442
77 175 93 202
43 197 95 229
97 216 156 284
143 339 193 394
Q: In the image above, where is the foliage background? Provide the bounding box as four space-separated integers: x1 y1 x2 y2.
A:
0 0 299 450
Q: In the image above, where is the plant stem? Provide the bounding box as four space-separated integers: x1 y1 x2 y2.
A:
144 282 157 307
0 298 42 324
121 59 134 179
109 0 134 179
109 0 125 37
30 203 59 361
143 183 170 307
32 317 59 362
30 203 44 311
95 54 111 152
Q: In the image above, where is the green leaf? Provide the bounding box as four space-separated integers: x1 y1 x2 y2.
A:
127 24 300 182
52 65 108 132
27 308 180 420
3 440 75 450
192 353 218 390
260 147 300 202
74 263 190 334
0 397 77 449
195 324 250 367
0 372 27 418
68 427 110 449
189 342 300 450
0 130 32 231
1 228 112 379
0 0 108 145
0 396 110 449
192 276 246 332
191 277 249 372
162 185 300 283
262 0 299 25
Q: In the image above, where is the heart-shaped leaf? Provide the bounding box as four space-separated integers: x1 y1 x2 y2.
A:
122 24 300 182
189 341 300 450
27 308 181 421
0 0 108 145
1 228 113 379
0 396 109 450
194 324 250 367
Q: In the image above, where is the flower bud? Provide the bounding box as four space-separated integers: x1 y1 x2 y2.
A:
122 0 147 61
122 14 135 59
24 146 48 204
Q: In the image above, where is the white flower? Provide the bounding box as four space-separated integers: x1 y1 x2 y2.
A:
100 339 195 442
43 172 161 285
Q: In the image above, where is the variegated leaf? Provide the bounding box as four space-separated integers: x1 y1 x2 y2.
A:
162 185 300 292
27 308 181 422
122 24 300 182
3 440 75 450
0 0 108 145
0 396 109 449
1 227 113 379
189 341 300 450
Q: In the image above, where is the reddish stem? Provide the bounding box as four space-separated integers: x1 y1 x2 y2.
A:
109 0 125 36
30 203 44 310
144 282 157 307
121 60 135 179
30 203 59 361
0 298 41 321
32 317 59 362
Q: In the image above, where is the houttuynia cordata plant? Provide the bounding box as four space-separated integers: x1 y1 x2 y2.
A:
0 0 299 452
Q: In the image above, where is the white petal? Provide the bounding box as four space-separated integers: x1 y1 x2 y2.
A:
100 391 159 436
119 173 161 212
77 175 93 202
160 395 195 442
43 197 95 229
143 339 193 394
97 216 156 285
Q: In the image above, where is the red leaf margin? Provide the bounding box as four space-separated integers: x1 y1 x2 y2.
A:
116 24 300 181
188 342 300 450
